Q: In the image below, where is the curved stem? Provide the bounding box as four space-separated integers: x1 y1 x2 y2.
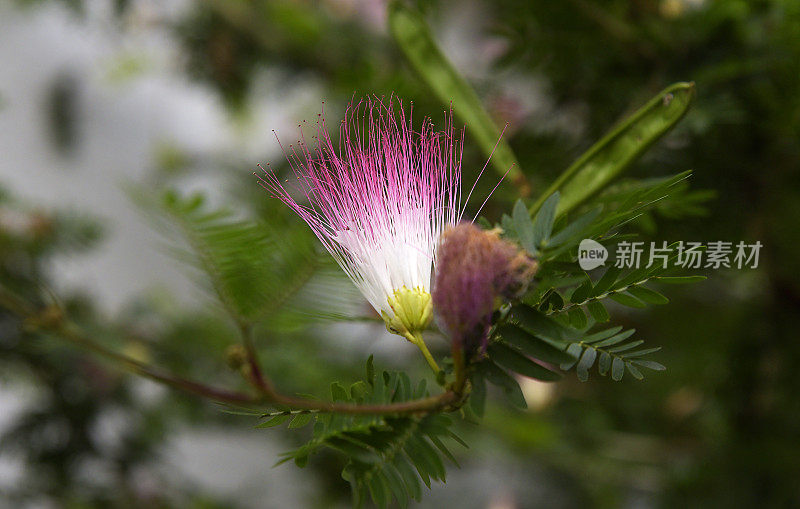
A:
0 287 461 416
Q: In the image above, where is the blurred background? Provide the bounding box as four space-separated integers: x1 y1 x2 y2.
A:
1 0 799 507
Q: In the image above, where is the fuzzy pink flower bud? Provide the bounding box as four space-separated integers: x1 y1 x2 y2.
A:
433 223 537 355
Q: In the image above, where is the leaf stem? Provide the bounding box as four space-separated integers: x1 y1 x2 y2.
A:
403 330 442 376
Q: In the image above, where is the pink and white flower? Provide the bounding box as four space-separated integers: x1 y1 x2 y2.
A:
257 97 472 338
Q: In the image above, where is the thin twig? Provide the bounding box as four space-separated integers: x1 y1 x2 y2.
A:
0 286 463 416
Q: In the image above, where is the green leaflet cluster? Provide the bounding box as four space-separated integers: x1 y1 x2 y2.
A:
472 172 707 409
268 357 466 509
131 188 366 328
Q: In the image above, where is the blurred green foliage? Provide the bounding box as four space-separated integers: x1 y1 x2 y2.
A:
2 0 800 507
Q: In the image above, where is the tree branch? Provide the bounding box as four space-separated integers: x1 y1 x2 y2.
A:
0 286 463 416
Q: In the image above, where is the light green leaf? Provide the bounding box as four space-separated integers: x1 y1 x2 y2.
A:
581 326 624 344
611 357 625 381
366 354 375 387
512 199 536 252
368 473 390 509
626 362 645 380
394 455 422 502
598 351 612 376
388 2 526 188
382 464 409 508
624 347 662 358
531 192 560 249
288 413 314 429
469 372 487 417
530 82 696 216
483 361 527 409
593 329 636 348
576 347 597 382
561 343 583 370
257 413 291 428
631 359 667 371
331 382 349 402
548 206 602 247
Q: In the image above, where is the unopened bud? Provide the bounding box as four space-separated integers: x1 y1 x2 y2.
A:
225 344 249 371
433 223 537 356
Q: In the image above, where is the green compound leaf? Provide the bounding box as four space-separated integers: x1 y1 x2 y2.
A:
388 2 526 189
272 360 465 509
530 82 696 216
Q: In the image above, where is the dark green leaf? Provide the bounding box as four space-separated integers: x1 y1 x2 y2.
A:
627 286 669 304
586 300 610 322
592 266 622 296
510 305 575 341
609 292 647 308
469 372 486 417
568 307 588 329
607 340 645 353
488 343 561 381
496 325 575 364
428 435 459 467
570 279 593 304
483 361 527 408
